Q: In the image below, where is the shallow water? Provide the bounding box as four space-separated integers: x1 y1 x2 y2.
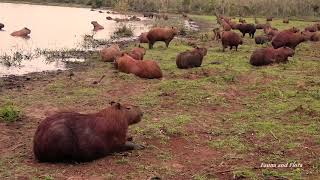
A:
0 3 150 76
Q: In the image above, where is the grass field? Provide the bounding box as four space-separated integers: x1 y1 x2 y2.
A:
0 15 320 179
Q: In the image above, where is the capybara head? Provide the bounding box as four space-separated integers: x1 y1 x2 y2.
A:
195 47 208 57
109 101 143 125
171 27 179 35
279 47 295 57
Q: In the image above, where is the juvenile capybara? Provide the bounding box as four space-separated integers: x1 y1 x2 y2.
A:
139 32 149 43
221 31 243 52
91 21 104 31
235 23 256 38
115 54 162 79
250 47 295 66
283 18 289 24
33 102 143 162
0 23 4 30
10 27 31 37
147 27 178 49
176 47 207 69
127 46 146 60
255 35 272 45
272 31 307 49
100 44 121 62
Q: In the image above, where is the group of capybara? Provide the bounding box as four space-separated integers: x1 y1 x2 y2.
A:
0 23 31 38
31 12 320 164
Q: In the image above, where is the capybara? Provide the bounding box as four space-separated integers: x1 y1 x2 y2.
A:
33 101 143 162
10 27 31 37
284 27 300 33
255 35 272 45
106 16 113 20
147 27 178 49
229 21 238 29
100 44 121 62
250 47 295 66
235 23 256 38
0 23 4 30
311 32 320 41
91 21 104 31
176 47 207 69
264 26 279 38
301 31 316 41
266 17 273 21
272 31 307 49
221 31 243 52
222 21 232 31
139 32 149 43
283 18 289 24
127 46 146 60
256 23 269 29
305 25 318 32
115 54 162 79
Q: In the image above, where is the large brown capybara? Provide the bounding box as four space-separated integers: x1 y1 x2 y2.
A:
115 54 162 79
221 31 243 52
235 23 256 38
0 23 4 30
176 47 207 69
127 46 146 60
33 101 143 162
272 31 308 49
11 27 31 37
250 47 295 66
255 35 272 45
91 21 104 31
100 44 121 62
146 27 178 49
139 32 149 43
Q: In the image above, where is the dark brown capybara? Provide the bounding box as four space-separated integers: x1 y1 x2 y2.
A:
147 27 178 49
266 17 273 21
0 23 4 30
115 54 163 79
255 35 272 45
235 23 256 38
33 102 143 162
139 32 149 43
11 27 31 37
250 47 295 66
127 46 146 60
221 31 243 52
272 31 308 49
283 18 289 24
176 47 207 69
91 21 104 31
100 44 121 62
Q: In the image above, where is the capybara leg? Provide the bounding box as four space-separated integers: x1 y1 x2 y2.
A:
149 42 154 49
236 46 238 51
230 46 233 50
165 40 170 48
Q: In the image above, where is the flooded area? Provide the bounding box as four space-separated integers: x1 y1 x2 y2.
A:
0 2 150 76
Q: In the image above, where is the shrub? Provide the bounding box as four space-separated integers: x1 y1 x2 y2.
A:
0 104 22 123
112 25 134 39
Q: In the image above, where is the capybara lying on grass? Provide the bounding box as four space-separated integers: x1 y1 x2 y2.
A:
139 32 149 43
255 35 272 44
235 23 256 38
91 21 104 31
33 102 143 162
115 54 162 79
11 27 31 37
147 27 178 49
127 46 146 60
176 47 207 69
250 47 295 66
221 31 243 52
272 31 307 49
0 23 4 30
100 44 121 62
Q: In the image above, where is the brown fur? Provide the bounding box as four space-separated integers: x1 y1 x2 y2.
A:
255 35 272 45
283 18 289 24
91 21 104 31
115 54 162 79
301 31 316 41
176 47 207 69
33 102 143 162
100 44 121 62
256 23 270 30
127 46 146 60
139 32 149 43
311 32 320 41
239 18 246 23
305 24 318 32
250 47 295 66
221 31 243 52
147 27 178 49
222 21 232 31
272 31 308 49
266 17 273 21
235 23 256 38
10 27 31 37
264 27 279 38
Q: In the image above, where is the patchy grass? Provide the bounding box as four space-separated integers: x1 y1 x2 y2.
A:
0 103 22 122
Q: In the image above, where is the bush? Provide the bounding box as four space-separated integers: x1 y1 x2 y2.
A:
0 104 22 123
112 25 134 39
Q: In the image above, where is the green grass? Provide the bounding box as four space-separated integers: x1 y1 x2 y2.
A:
0 103 22 122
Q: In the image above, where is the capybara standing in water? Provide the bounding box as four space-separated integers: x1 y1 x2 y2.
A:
139 32 149 43
11 27 31 37
250 47 295 66
221 31 243 52
91 21 104 31
115 54 163 79
272 31 307 49
255 35 272 45
100 44 121 62
0 23 4 30
33 102 144 162
176 47 208 69
127 46 146 60
235 23 256 38
147 27 178 49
